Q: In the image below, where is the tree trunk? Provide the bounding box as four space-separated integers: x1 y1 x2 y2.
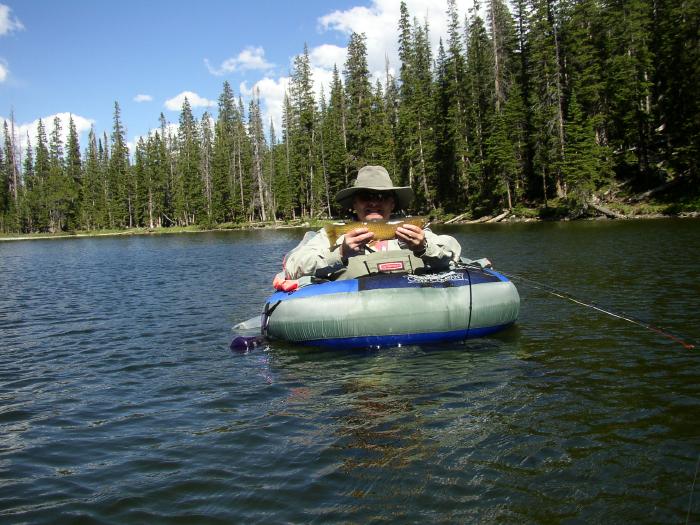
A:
490 0 502 113
417 118 432 208
237 135 244 217
341 100 349 185
9 113 19 202
253 133 266 222
319 124 331 217
548 0 566 198
148 187 154 229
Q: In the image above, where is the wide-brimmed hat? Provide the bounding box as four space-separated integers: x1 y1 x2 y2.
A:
335 166 414 210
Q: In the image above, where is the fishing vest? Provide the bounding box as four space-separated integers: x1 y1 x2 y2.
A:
336 250 425 280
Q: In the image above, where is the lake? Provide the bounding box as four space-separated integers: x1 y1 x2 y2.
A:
1 219 699 523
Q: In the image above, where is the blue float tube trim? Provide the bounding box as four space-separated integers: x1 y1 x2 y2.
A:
303 322 514 348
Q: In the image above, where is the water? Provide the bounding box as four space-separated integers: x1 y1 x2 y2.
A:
1 220 699 523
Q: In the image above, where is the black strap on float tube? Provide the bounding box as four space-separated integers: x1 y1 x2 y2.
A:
452 260 474 335
261 300 282 336
465 266 473 335
498 269 696 350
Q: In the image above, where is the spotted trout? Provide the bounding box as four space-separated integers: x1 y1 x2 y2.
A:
324 216 428 242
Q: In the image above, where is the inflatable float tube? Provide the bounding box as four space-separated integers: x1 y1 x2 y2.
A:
261 261 519 348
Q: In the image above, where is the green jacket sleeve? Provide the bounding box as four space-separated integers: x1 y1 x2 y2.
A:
419 229 462 270
284 228 346 279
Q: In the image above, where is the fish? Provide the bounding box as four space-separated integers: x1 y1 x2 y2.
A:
324 216 428 242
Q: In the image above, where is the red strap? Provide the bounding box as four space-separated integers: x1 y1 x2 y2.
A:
273 272 299 292
281 280 298 292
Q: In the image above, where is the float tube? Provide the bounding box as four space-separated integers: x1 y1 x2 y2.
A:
261 252 519 348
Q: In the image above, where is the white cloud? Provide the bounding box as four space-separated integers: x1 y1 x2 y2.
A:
319 0 474 81
205 46 274 76
240 66 336 138
0 60 7 83
310 66 334 102
0 4 24 36
1 112 94 155
201 0 475 140
164 91 215 111
240 77 289 134
134 94 153 103
309 44 347 70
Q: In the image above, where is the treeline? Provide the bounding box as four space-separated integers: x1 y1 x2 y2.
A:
1 0 697 233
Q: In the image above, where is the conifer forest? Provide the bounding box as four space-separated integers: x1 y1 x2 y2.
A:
1 0 698 234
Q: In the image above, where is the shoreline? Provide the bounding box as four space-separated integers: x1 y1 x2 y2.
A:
1 211 698 242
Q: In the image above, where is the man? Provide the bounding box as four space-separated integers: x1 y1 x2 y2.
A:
284 165 462 279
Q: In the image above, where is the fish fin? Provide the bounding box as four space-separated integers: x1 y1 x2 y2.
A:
324 224 336 241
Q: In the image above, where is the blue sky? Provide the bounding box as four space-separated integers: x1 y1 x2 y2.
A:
1 0 475 155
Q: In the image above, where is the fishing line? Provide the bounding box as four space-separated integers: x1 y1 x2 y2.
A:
490 268 696 350
688 454 700 525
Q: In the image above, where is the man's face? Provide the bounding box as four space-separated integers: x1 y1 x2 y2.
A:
353 191 396 221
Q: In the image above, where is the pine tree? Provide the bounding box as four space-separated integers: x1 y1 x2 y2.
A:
603 0 655 185
0 129 7 231
396 5 436 210
511 0 537 198
132 137 148 227
248 90 269 221
366 79 394 171
502 81 528 203
396 1 413 187
526 0 566 202
433 0 472 211
561 0 606 137
200 111 214 224
383 61 400 180
147 131 167 228
46 116 67 231
317 88 332 216
109 102 130 227
289 44 320 217
559 0 612 199
652 0 700 182
344 32 373 172
81 127 102 229
466 3 495 211
325 65 349 213
434 39 452 210
212 81 237 222
99 132 112 227
175 97 203 225
234 96 253 221
2 116 20 231
267 120 289 220
484 0 521 209
65 115 82 229
485 112 517 209
281 92 296 218
19 134 34 232
488 0 518 113
562 92 605 213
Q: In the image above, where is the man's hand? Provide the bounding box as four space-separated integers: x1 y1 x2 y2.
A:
341 228 375 259
396 223 426 253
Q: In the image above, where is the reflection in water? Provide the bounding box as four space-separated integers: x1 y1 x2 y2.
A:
264 342 518 504
334 375 427 473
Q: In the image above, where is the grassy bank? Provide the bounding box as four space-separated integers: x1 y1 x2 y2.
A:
2 197 698 242
0 220 327 242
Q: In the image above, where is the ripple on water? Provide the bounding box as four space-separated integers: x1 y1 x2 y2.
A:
0 224 699 523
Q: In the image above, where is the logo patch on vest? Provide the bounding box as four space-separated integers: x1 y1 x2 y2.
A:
377 261 405 272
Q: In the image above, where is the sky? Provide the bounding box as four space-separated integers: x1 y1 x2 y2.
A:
1 0 476 156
